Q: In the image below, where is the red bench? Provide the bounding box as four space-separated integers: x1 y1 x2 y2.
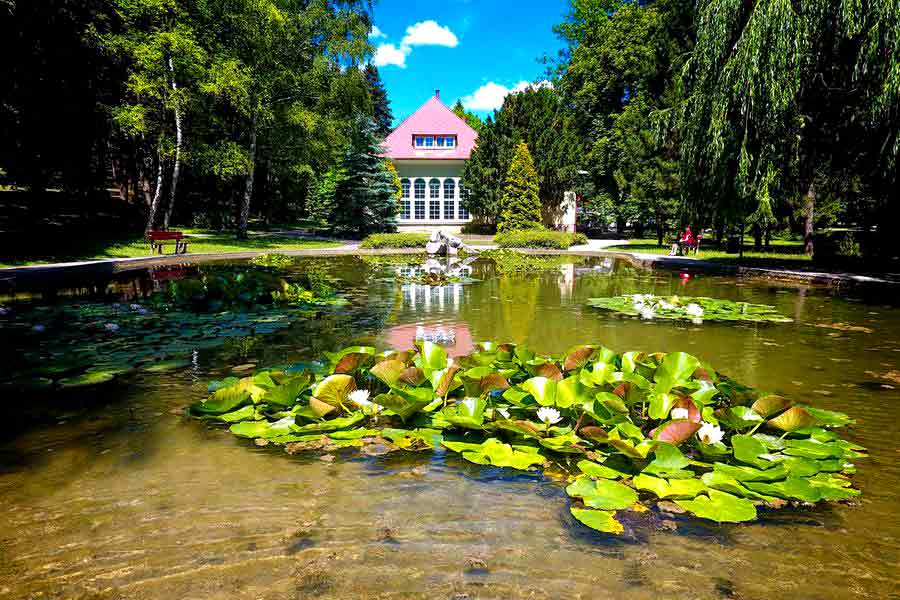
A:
146 230 190 254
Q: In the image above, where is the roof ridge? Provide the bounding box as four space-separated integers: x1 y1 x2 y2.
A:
388 95 476 137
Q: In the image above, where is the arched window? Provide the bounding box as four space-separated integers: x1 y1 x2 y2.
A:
429 178 441 219
443 179 456 220
400 179 410 220
414 179 426 219
458 185 471 219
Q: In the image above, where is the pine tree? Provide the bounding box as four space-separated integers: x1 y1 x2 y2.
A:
364 64 393 138
452 99 484 133
498 142 543 232
331 116 400 236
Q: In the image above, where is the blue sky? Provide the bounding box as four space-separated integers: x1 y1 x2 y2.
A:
367 0 570 125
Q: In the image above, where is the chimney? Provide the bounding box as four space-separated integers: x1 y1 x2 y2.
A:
435 89 440 99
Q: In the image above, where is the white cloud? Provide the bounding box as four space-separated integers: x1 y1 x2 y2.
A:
400 20 459 48
370 20 458 69
372 43 411 68
461 80 553 111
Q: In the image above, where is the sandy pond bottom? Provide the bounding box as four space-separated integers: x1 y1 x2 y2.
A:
0 256 898 599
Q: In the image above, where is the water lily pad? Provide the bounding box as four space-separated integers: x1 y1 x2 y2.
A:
675 490 757 523
58 371 118 388
570 507 624 534
577 459 627 479
521 377 557 407
566 477 638 510
633 474 707 499
143 359 191 373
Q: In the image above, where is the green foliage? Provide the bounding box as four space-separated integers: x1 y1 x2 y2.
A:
359 233 428 249
452 100 484 133
462 87 580 226
364 64 393 138
249 253 295 268
307 166 348 226
678 0 900 253
481 250 586 274
329 116 401 237
556 0 693 238
190 340 866 533
498 142 543 232
494 229 586 249
587 294 793 323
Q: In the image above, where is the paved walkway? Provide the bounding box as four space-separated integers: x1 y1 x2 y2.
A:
1 237 896 290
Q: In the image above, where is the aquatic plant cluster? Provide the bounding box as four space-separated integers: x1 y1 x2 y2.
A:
0 266 345 391
480 249 585 274
588 294 793 324
249 253 296 268
159 266 342 311
190 341 864 534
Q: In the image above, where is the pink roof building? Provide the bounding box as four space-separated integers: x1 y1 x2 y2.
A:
386 90 478 232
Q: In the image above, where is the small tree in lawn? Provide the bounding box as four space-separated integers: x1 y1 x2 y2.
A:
498 142 542 232
332 116 400 236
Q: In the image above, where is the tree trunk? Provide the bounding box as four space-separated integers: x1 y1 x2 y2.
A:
753 227 762 250
163 56 183 231
145 150 165 233
803 177 815 256
237 107 258 239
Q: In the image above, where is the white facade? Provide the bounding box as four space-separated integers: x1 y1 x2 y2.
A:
394 159 472 233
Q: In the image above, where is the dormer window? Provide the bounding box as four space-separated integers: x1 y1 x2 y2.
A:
414 135 456 149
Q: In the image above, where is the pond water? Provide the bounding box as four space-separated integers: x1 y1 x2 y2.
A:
0 255 898 599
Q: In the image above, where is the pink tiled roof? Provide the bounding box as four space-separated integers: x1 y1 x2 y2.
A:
384 92 477 160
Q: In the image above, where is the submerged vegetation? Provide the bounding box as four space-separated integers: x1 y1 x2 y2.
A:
0 265 345 391
249 253 296 268
190 341 864 534
587 295 793 324
482 250 585 274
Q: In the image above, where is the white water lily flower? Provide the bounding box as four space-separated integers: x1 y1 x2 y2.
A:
659 301 675 310
461 398 477 415
105 323 120 332
639 307 656 320
349 389 372 407
497 408 510 419
537 406 562 425
697 422 724 445
685 303 704 317
671 407 690 420
130 303 143 311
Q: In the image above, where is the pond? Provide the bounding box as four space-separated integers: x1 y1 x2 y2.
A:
0 255 897 599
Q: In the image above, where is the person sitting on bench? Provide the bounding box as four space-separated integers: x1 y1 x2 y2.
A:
670 227 698 256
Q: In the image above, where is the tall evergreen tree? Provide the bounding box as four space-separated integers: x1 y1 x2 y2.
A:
498 142 543 232
462 86 578 226
364 64 394 138
331 116 401 236
452 100 484 133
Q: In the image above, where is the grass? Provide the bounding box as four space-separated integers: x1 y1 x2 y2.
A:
0 232 342 269
608 238 814 269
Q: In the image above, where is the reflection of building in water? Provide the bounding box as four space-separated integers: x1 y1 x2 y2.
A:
400 279 465 312
385 321 474 356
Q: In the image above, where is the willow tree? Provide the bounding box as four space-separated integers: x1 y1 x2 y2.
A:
679 0 900 255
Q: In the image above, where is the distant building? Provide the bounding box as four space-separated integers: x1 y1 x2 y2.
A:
383 90 478 233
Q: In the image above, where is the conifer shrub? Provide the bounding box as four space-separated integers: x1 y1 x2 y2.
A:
497 142 543 233
494 229 587 249
360 233 429 249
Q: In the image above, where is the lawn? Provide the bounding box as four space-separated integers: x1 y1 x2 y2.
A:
0 231 342 269
608 238 814 270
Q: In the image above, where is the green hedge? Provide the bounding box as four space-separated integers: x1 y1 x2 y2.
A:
494 229 588 249
360 233 429 249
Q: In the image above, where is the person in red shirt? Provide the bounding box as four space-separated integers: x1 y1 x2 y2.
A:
670 227 696 256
